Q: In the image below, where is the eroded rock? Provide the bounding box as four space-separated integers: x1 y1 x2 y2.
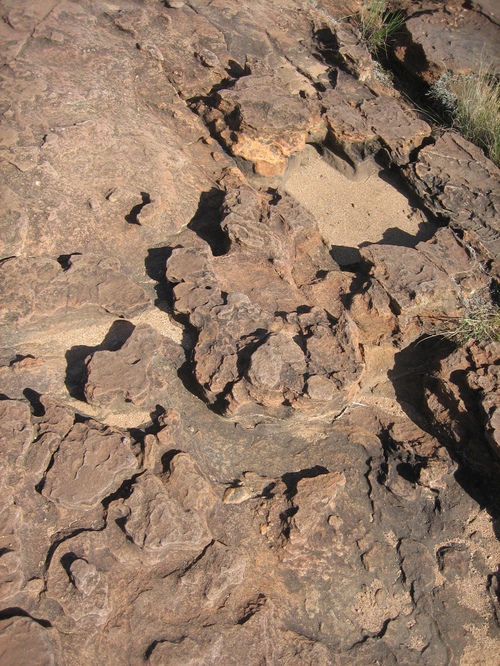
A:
0 255 150 327
41 421 139 509
404 133 500 266
84 323 185 409
0 616 62 666
198 74 325 179
1 0 499 663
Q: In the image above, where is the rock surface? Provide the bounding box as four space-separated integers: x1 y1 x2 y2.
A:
393 3 500 83
1 0 499 664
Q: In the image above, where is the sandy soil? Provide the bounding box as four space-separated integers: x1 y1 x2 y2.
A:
284 145 436 265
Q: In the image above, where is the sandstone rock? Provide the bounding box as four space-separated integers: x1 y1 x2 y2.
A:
193 293 274 402
0 616 62 666
119 460 214 561
323 72 431 167
393 8 500 84
0 500 23 602
0 0 218 275
404 133 500 265
333 22 374 82
349 277 398 345
362 242 462 326
46 546 111 625
41 421 139 509
84 323 185 409
1 0 499 663
426 341 500 463
0 255 150 327
202 74 325 179
0 400 34 478
165 186 360 414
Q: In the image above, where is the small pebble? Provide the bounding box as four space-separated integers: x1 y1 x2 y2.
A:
223 486 252 504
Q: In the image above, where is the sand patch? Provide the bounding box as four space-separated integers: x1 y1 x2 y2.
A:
284 145 435 265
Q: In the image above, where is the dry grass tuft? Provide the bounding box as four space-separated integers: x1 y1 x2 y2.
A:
442 305 500 346
355 0 406 55
429 66 500 166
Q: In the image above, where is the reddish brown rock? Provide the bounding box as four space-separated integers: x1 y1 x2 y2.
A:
359 228 490 338
41 421 139 509
0 616 62 666
84 323 185 409
393 7 500 84
0 0 499 663
0 255 150 327
119 453 216 562
200 74 325 179
323 72 431 167
0 400 34 480
404 133 500 266
426 341 500 463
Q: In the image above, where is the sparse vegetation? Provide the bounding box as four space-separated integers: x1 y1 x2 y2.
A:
442 305 500 345
354 0 406 56
428 66 500 166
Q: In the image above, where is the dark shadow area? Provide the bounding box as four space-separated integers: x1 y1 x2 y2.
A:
65 320 135 401
57 253 82 270
188 188 228 256
23 388 45 416
43 528 92 574
282 465 329 500
0 607 52 627
102 473 141 509
359 222 438 251
161 449 183 473
331 245 362 267
313 26 342 78
144 246 173 283
145 246 176 314
9 353 35 366
125 192 150 225
227 58 246 78
389 335 500 539
60 551 80 577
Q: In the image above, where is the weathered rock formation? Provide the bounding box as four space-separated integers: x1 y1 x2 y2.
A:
1 0 499 664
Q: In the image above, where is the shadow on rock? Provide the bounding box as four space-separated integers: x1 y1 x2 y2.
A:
359 222 437 251
188 188 228 256
389 334 500 538
65 320 135 401
145 246 175 314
